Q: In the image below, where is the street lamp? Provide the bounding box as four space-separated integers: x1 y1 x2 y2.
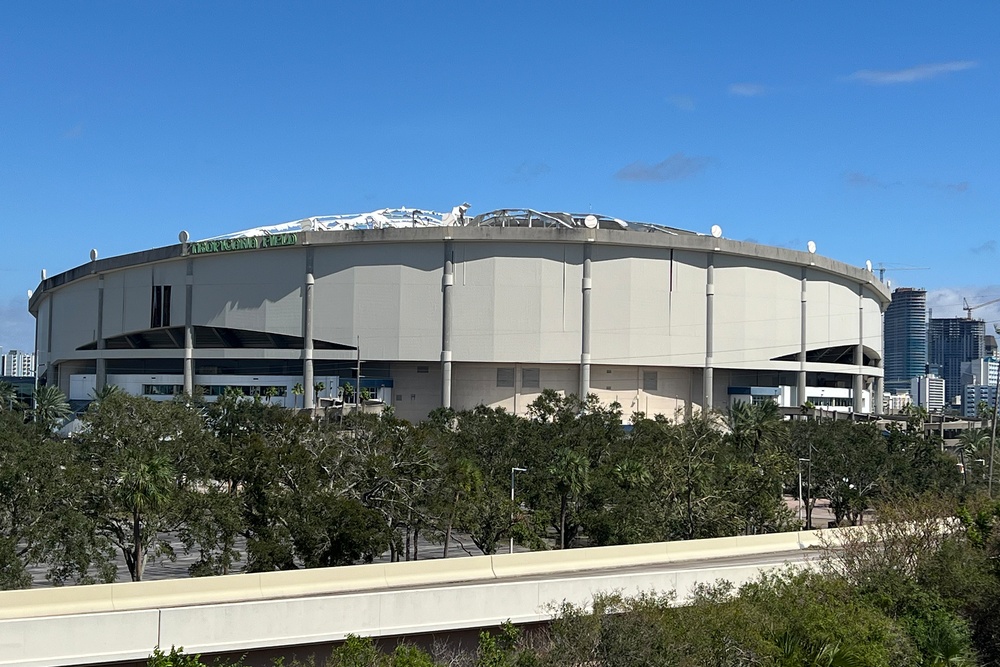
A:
510 467 527 554
797 458 811 528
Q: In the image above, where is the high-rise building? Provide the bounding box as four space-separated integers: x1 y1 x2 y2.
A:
960 357 999 389
928 318 985 405
884 288 927 394
1 349 35 377
911 374 946 412
963 384 998 418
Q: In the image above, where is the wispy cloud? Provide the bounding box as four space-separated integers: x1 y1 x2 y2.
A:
668 95 695 111
846 60 977 85
845 171 892 189
928 286 1000 323
971 241 996 255
505 161 550 184
847 172 971 193
616 153 712 182
728 83 766 97
924 180 970 194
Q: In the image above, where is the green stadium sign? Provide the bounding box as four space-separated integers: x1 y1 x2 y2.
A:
188 233 298 255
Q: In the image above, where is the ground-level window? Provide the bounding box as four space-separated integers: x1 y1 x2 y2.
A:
497 367 515 387
522 368 540 388
643 371 657 391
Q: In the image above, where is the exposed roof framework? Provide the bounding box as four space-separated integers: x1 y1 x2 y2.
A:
207 206 698 241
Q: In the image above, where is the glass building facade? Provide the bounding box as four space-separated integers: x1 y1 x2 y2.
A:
928 317 985 405
883 288 927 394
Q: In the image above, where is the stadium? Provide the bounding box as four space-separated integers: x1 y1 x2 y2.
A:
29 207 890 422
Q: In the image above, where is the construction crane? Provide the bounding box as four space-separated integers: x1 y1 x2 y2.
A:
876 262 930 283
963 296 1000 319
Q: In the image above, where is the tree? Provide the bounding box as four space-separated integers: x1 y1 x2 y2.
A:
958 428 989 486
0 381 19 411
292 382 304 409
32 384 71 430
116 455 175 581
0 409 114 587
548 447 590 549
77 392 208 581
726 400 793 534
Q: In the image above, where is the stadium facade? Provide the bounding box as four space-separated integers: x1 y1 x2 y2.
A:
29 207 891 422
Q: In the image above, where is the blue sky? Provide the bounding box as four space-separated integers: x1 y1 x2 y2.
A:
2 2 999 353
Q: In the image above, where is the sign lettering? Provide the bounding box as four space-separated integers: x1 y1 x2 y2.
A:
188 233 298 255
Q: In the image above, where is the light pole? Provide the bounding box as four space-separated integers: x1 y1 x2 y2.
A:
990 325 1000 498
797 457 811 528
510 467 527 554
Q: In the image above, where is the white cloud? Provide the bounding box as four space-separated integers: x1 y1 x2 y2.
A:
505 161 550 184
971 241 996 255
927 286 1000 324
668 95 695 111
728 83 766 97
615 153 713 182
845 171 894 189
847 60 977 85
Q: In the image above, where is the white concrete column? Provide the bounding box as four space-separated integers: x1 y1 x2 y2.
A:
441 240 454 409
798 269 807 407
183 259 194 396
303 249 315 410
854 284 865 413
703 255 715 410
580 243 592 400
96 275 106 392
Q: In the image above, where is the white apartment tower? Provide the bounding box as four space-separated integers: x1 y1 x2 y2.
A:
911 374 946 412
2 349 36 377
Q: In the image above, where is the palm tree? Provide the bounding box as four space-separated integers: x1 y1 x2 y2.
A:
728 399 783 466
116 455 174 582
958 427 989 485
549 447 590 549
90 384 122 406
313 381 325 417
0 381 18 411
32 385 72 430
903 403 929 435
292 382 304 410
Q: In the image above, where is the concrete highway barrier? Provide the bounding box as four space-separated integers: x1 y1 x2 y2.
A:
0 528 837 666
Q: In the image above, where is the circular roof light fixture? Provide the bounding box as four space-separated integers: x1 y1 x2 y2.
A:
865 259 872 272
584 214 599 229
90 248 98 262
40 269 46 280
710 224 722 239
179 230 190 244
807 240 817 254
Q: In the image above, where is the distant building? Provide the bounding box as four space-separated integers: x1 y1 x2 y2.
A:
928 318 984 406
1 349 35 377
911 374 946 412
987 335 998 357
960 357 998 391
963 384 998 418
884 288 927 394
883 391 912 415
